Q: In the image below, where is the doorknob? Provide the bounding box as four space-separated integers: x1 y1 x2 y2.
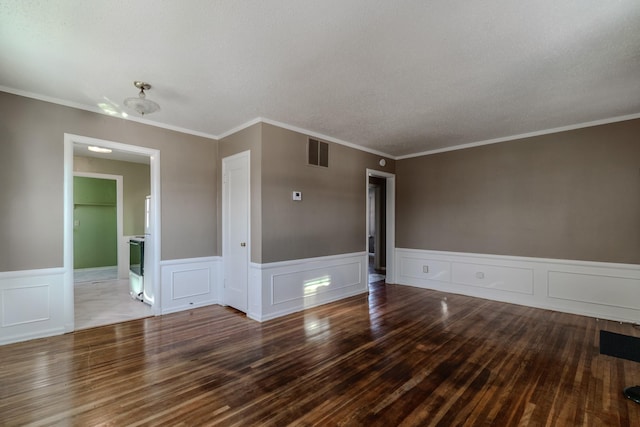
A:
240 242 246 247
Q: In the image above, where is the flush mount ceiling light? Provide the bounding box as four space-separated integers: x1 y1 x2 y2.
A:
124 81 160 116
88 146 112 153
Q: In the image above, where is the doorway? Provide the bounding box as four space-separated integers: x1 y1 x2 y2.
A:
222 151 250 313
63 134 161 332
369 176 386 282
366 169 395 286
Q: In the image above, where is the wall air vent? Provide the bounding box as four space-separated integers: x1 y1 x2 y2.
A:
308 138 328 167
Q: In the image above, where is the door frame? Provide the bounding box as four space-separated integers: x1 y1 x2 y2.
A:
222 150 251 310
73 172 125 279
366 169 396 284
63 134 161 332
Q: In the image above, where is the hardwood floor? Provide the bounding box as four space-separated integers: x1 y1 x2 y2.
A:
1 281 639 426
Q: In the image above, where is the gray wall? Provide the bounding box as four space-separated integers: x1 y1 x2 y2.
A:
396 119 640 264
74 156 150 236
0 91 218 271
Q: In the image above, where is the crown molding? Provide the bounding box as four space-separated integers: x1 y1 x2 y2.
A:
0 86 219 141
258 118 394 159
397 112 640 160
4 86 639 160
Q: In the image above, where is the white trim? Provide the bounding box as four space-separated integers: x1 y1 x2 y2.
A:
217 117 396 158
259 118 394 158
248 252 368 322
73 172 125 279
253 251 368 270
0 268 67 345
397 112 640 159
63 135 74 332
396 247 640 271
366 169 396 284
395 248 640 324
5 86 638 161
159 257 222 315
0 267 65 279
160 256 221 266
216 117 263 140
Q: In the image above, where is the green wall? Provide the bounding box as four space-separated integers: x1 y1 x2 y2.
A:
74 156 150 236
73 176 117 269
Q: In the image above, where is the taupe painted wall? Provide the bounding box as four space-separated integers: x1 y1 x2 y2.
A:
218 122 395 264
260 123 395 263
74 156 150 236
0 91 218 272
396 119 640 264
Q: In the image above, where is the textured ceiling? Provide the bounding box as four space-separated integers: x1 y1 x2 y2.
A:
1 1 639 158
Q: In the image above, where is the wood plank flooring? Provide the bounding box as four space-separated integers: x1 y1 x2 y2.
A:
1 281 640 426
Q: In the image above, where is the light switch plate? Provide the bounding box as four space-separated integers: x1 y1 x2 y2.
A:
292 191 302 201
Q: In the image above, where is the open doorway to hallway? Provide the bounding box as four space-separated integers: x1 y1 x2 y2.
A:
366 169 395 286
368 176 386 284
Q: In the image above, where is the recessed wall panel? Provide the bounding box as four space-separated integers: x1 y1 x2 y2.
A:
171 268 211 300
2 285 50 327
548 271 640 310
400 257 450 282
272 261 361 305
452 262 533 295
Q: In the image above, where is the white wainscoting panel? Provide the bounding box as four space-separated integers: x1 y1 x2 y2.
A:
0 268 66 345
3 285 50 326
159 257 222 315
396 248 640 323
248 264 263 320
451 262 533 295
248 252 368 322
399 256 451 282
548 271 640 311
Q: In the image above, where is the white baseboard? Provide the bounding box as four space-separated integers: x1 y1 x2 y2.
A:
0 268 67 345
248 252 369 321
159 257 223 315
395 248 640 323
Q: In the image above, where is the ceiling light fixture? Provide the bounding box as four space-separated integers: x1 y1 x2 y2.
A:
124 81 160 116
88 146 112 153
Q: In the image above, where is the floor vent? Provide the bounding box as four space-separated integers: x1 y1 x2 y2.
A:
600 330 640 363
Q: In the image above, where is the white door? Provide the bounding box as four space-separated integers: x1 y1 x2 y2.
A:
223 151 250 312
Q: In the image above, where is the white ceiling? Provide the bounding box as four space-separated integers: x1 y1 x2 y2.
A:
2 1 639 158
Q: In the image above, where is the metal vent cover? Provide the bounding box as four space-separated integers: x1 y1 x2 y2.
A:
308 138 328 167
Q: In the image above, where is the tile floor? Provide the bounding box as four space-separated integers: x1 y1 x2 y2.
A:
74 266 118 283
74 268 151 330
